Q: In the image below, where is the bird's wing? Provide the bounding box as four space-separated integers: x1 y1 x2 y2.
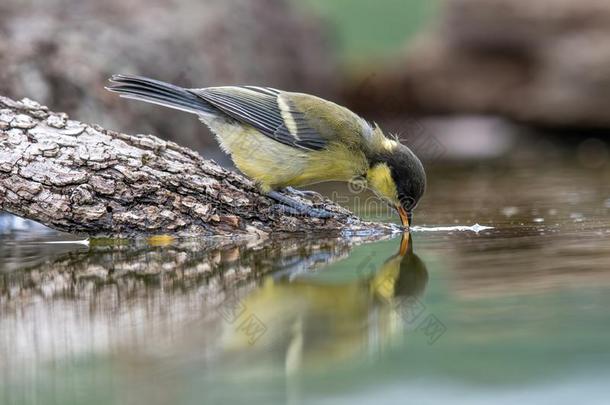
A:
190 86 372 151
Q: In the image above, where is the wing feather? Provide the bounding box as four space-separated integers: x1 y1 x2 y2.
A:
190 86 327 151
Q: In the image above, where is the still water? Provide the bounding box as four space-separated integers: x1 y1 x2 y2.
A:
1 155 610 404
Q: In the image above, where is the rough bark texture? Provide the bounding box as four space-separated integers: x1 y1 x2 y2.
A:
0 96 395 237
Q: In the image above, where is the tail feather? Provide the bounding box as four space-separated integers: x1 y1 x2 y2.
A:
106 74 215 116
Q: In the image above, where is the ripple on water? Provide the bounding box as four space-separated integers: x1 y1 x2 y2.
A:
410 223 494 233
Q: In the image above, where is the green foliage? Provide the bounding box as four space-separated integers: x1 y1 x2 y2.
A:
297 0 439 64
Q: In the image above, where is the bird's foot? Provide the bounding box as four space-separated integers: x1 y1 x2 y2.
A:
271 204 334 219
268 191 334 219
282 187 324 202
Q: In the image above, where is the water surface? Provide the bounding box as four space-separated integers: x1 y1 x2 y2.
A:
1 156 610 404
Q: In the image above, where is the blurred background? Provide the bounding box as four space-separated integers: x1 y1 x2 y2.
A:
2 0 607 163
2 1 610 404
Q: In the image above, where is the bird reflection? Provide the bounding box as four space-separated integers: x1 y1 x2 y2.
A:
220 234 428 373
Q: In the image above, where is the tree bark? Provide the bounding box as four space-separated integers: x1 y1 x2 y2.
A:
0 96 395 237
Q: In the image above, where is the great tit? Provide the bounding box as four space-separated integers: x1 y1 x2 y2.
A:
107 75 426 227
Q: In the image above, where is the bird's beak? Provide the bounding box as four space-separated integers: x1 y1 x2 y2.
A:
396 205 410 229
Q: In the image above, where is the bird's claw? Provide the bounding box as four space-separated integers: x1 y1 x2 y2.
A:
271 204 334 218
283 187 324 202
268 190 334 219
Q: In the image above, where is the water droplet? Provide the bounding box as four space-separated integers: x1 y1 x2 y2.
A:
533 218 544 223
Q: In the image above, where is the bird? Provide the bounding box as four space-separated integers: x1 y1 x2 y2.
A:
106 75 426 227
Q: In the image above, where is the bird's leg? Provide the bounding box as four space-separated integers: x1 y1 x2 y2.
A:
283 186 323 201
267 191 333 219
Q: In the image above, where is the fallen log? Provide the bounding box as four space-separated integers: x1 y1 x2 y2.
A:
0 96 395 237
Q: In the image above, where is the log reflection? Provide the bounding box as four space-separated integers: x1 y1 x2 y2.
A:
0 233 399 370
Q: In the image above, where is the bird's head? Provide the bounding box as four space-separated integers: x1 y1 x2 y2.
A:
365 141 426 228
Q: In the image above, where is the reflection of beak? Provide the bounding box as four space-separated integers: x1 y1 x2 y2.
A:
396 206 410 228
399 233 410 256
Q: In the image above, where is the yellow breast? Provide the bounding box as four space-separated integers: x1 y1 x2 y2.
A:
207 117 368 192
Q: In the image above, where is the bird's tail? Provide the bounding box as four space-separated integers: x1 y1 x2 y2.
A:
106 74 215 115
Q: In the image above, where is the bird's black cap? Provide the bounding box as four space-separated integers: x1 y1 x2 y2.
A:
385 143 426 213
